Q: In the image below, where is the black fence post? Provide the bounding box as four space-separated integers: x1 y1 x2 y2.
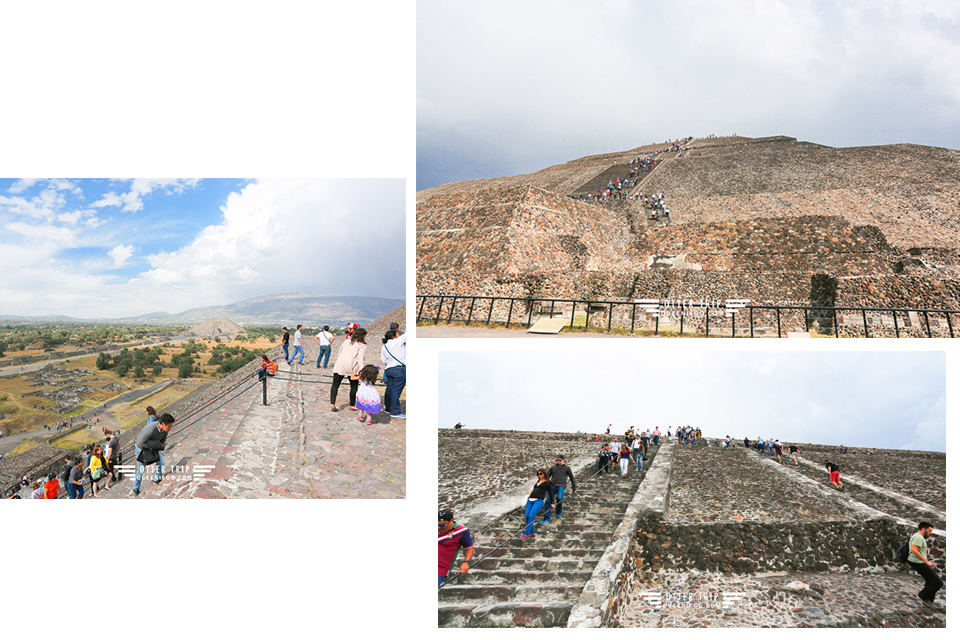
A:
861 309 869 338
705 308 710 338
466 298 475 325
776 307 781 338
833 308 839 338
731 312 736 338
607 303 613 333
485 298 494 326
527 299 534 327
923 311 932 338
506 299 515 328
262 373 268 406
417 296 426 322
680 306 684 335
569 301 577 329
434 296 444 325
585 303 592 333
447 297 458 324
630 303 637 334
893 311 899 338
749 307 754 338
947 312 955 339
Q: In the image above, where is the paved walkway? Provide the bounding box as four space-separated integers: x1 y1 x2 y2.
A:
98 339 404 499
620 571 945 627
417 325 634 339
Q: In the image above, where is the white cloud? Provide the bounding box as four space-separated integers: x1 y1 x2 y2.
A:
92 192 123 208
107 244 136 267
8 178 39 193
0 178 404 318
4 220 77 245
92 179 202 212
130 179 404 311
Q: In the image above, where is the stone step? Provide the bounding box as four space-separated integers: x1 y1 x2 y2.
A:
439 449 657 628
476 529 613 544
474 557 599 572
437 601 572 628
457 569 595 585
437 584 583 603
473 545 606 560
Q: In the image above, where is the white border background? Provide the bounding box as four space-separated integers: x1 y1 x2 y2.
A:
2 0 954 636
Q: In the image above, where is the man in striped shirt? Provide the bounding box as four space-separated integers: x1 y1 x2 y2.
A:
438 510 474 588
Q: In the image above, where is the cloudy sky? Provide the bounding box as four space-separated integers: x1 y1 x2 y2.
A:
438 350 946 452
418 0 960 189
0 178 405 318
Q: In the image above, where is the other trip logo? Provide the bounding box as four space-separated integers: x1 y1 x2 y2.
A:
111 464 216 483
635 590 747 612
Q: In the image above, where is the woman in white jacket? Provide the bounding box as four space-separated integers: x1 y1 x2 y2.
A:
330 328 367 412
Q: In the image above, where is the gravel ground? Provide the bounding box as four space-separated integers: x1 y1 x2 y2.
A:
620 570 946 628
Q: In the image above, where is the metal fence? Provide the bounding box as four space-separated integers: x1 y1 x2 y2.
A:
415 295 959 338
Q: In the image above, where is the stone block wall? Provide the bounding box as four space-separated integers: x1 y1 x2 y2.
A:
0 444 67 497
438 429 601 514
633 517 943 575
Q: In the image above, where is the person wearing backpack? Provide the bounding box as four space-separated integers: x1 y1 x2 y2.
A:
906 521 944 610
381 328 406 419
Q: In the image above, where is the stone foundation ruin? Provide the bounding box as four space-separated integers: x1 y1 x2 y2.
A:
438 430 946 628
418 136 960 334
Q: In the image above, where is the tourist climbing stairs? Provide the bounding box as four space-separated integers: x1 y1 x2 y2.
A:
438 444 660 627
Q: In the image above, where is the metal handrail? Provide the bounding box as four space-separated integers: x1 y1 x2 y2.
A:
416 295 958 338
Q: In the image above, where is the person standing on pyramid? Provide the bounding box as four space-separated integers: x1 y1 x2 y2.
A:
289 324 305 365
314 325 335 369
544 455 576 522
281 327 290 363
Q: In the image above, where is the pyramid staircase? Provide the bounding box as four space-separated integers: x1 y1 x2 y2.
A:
438 445 660 627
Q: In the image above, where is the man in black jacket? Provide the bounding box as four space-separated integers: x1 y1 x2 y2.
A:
133 413 175 497
544 455 577 522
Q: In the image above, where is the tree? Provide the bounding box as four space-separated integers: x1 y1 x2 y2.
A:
116 362 129 377
96 353 111 370
134 364 145 378
152 365 163 376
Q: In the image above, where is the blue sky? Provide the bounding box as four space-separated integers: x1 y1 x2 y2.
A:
418 0 960 189
0 178 405 318
438 350 947 452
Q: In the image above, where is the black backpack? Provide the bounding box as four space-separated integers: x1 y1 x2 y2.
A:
896 541 910 563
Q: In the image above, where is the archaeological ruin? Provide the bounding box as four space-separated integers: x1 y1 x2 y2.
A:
437 429 946 628
417 136 960 336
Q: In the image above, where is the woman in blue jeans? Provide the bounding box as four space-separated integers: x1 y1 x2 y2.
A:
520 470 555 541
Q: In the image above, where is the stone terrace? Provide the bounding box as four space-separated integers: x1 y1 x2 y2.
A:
83 308 404 499
791 444 946 510
439 431 947 627
668 445 847 524
418 142 674 204
417 135 960 317
644 139 960 254
438 429 599 513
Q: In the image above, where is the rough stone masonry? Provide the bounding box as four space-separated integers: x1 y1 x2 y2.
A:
438 430 946 628
418 136 960 334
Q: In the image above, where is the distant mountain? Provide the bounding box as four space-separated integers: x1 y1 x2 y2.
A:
0 294 405 326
